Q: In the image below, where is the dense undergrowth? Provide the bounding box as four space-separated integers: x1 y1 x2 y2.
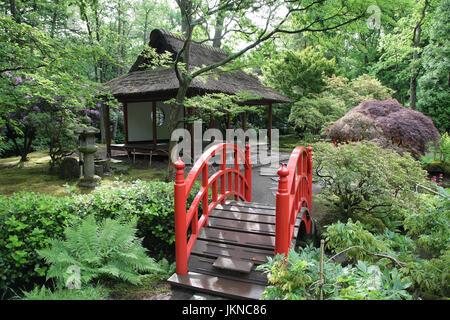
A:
259 141 449 300
0 179 189 298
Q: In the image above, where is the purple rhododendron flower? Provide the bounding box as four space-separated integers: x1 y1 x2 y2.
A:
96 103 101 108
33 106 40 112
24 94 31 99
19 119 27 125
15 76 23 85
90 110 100 116
5 71 12 78
7 112 15 118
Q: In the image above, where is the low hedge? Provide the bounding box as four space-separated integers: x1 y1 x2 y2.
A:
0 180 197 294
0 192 75 292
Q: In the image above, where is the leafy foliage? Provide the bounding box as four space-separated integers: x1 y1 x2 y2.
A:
403 188 450 256
263 47 337 101
322 74 395 111
323 188 450 298
19 285 109 300
289 96 346 137
70 180 182 255
0 180 189 295
313 141 428 231
37 215 156 287
325 99 441 158
417 0 450 133
324 220 390 262
257 246 412 300
0 192 75 292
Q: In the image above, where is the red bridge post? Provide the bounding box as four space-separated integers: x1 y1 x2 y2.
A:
245 144 251 201
307 146 313 214
174 158 187 275
275 163 290 257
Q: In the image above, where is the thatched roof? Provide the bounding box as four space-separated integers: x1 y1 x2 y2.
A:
104 29 291 105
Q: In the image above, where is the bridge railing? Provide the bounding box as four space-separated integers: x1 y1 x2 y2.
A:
174 143 252 275
275 146 313 257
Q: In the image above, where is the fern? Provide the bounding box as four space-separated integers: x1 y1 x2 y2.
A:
19 285 108 300
37 215 157 288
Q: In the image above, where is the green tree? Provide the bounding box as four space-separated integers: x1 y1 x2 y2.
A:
417 0 450 133
0 15 111 161
263 47 337 100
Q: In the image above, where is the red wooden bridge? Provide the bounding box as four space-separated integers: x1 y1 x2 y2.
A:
167 143 313 299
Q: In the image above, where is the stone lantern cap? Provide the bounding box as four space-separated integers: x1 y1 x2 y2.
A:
75 126 100 136
76 126 99 154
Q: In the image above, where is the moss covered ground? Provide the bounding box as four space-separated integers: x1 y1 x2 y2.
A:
0 150 166 196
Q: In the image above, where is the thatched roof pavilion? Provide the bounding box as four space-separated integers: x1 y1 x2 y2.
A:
103 29 291 159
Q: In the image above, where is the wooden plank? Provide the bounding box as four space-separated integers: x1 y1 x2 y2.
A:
198 228 275 251
209 217 276 235
215 203 276 216
189 256 267 286
208 216 299 237
213 257 254 273
210 210 276 224
167 272 266 300
191 240 272 265
211 208 302 224
224 200 275 210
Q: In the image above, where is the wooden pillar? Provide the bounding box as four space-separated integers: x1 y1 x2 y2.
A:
268 103 272 150
105 104 111 158
152 101 157 146
123 103 128 144
242 111 247 131
226 112 231 130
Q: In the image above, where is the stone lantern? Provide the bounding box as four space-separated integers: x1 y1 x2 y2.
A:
76 126 101 188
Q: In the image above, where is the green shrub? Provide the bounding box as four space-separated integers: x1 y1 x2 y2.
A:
257 246 412 300
401 250 450 299
323 220 390 263
313 141 428 231
38 215 156 287
323 74 394 111
0 192 75 292
0 180 199 294
19 285 109 300
262 47 337 100
289 96 346 137
70 180 198 258
324 202 450 299
403 189 450 257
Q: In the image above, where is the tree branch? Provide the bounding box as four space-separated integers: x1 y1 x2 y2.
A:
326 245 405 268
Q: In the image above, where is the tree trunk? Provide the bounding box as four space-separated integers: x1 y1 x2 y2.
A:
9 0 20 23
410 0 429 110
212 11 225 48
167 79 191 181
116 1 122 75
50 0 60 38
143 9 149 46
410 26 421 110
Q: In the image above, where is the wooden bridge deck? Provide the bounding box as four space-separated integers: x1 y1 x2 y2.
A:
167 200 302 300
